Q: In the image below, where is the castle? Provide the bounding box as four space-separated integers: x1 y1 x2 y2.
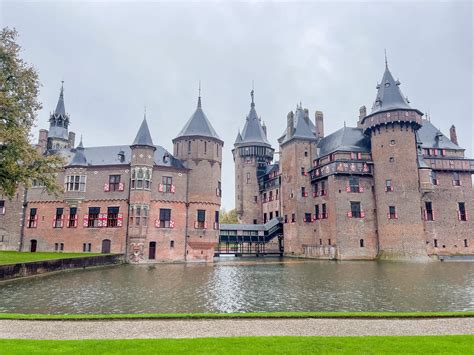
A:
0 61 472 262
234 62 473 260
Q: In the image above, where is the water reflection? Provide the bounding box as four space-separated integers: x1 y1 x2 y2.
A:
0 258 473 314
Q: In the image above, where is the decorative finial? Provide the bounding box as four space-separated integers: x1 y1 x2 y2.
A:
384 49 388 68
61 80 64 89
344 121 346 127
250 88 255 107
144 105 147 120
197 81 202 108
78 134 84 149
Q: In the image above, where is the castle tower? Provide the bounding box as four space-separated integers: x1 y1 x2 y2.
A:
128 115 156 263
46 82 75 151
233 90 274 224
359 60 428 260
173 92 223 262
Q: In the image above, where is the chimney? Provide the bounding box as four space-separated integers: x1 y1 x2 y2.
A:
357 106 367 128
449 125 458 146
68 131 76 148
303 108 310 126
38 129 48 153
287 111 294 139
315 111 324 138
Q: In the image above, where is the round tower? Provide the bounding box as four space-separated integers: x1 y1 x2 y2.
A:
173 93 223 262
360 61 428 260
128 116 156 263
233 90 274 224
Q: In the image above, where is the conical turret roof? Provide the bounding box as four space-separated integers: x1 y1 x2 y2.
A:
132 116 155 148
237 90 271 147
68 138 87 167
370 64 412 115
175 96 222 142
55 82 66 116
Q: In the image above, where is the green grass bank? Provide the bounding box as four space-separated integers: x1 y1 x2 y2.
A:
0 251 103 265
1 335 473 354
1 311 474 320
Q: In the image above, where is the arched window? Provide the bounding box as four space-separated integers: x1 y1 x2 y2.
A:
360 239 365 248
144 169 151 189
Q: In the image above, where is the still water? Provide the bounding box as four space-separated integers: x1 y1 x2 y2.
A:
1 258 474 314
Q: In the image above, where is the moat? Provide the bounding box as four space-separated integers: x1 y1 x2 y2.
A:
1 258 474 314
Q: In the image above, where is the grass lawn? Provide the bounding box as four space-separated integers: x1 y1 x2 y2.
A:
0 251 104 265
1 311 473 320
1 336 473 354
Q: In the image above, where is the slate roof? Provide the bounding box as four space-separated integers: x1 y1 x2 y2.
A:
132 118 155 147
418 119 463 150
236 91 271 147
68 140 87 167
369 64 419 116
55 84 66 116
48 84 69 140
279 106 317 144
318 126 371 157
60 145 185 169
265 163 279 175
175 97 222 142
48 126 69 140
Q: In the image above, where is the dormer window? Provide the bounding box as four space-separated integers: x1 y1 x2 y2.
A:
384 82 390 88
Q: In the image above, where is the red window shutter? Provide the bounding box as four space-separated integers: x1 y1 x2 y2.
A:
304 192 308 197
350 152 355 159
60 215 64 228
423 209 427 221
465 212 468 221
357 152 362 160
170 220 175 229
74 215 78 228
104 183 110 192
52 217 56 228
395 213 398 219
158 183 164 192
459 180 463 186
83 215 89 227
65 214 69 227
387 213 390 220
118 183 124 191
155 219 160 228
361 211 366 218
434 149 438 156
97 214 102 228
101 214 107 228
442 149 446 156
34 215 38 228
194 221 198 229
318 214 322 220
171 185 176 193
347 211 352 218
359 186 364 192
457 211 461 221
346 183 351 192
117 213 123 227
432 210 436 221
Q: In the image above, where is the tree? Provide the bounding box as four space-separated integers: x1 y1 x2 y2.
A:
0 27 63 199
220 208 238 224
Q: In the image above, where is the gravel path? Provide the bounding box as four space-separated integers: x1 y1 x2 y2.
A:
1 318 473 339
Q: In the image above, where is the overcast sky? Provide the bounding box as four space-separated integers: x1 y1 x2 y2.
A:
3 1 473 209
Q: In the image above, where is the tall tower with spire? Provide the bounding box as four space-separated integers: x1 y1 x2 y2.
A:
233 90 274 224
46 82 75 151
359 59 428 260
173 90 223 262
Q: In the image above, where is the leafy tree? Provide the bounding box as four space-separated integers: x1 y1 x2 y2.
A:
220 208 238 224
0 27 63 199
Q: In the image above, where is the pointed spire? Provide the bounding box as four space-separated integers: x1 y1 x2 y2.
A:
78 134 84 149
54 81 66 116
197 81 202 108
132 116 155 148
234 129 243 144
250 89 255 108
69 135 87 167
384 49 388 69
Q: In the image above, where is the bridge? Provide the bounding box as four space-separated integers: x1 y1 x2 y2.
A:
215 217 284 257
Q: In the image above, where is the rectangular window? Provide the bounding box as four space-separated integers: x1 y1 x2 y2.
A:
313 183 319 197
54 208 64 228
0 200 4 215
263 213 267 223
60 243 64 251
269 212 273 220
434 239 438 248
216 181 222 197
197 209 206 228
425 202 433 221
322 204 327 219
304 213 312 223
431 171 438 185
452 172 461 186
254 196 258 203
291 213 296 223
301 187 307 197
349 177 360 193
28 208 38 228
275 211 279 218
162 176 173 192
135 206 141 226
65 175 86 192
83 243 91 252
68 207 78 228
204 141 207 154
246 173 251 184
170 240 175 248
314 205 320 220
385 179 392 192
108 175 121 191
55 243 59 251
320 181 326 196
188 141 191 154
88 207 100 227
263 193 267 202
464 239 468 247
388 206 397 220
160 208 171 228
350 202 361 218
269 191 273 201
107 207 119 227
458 202 467 221
301 167 306 176
284 215 288 223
